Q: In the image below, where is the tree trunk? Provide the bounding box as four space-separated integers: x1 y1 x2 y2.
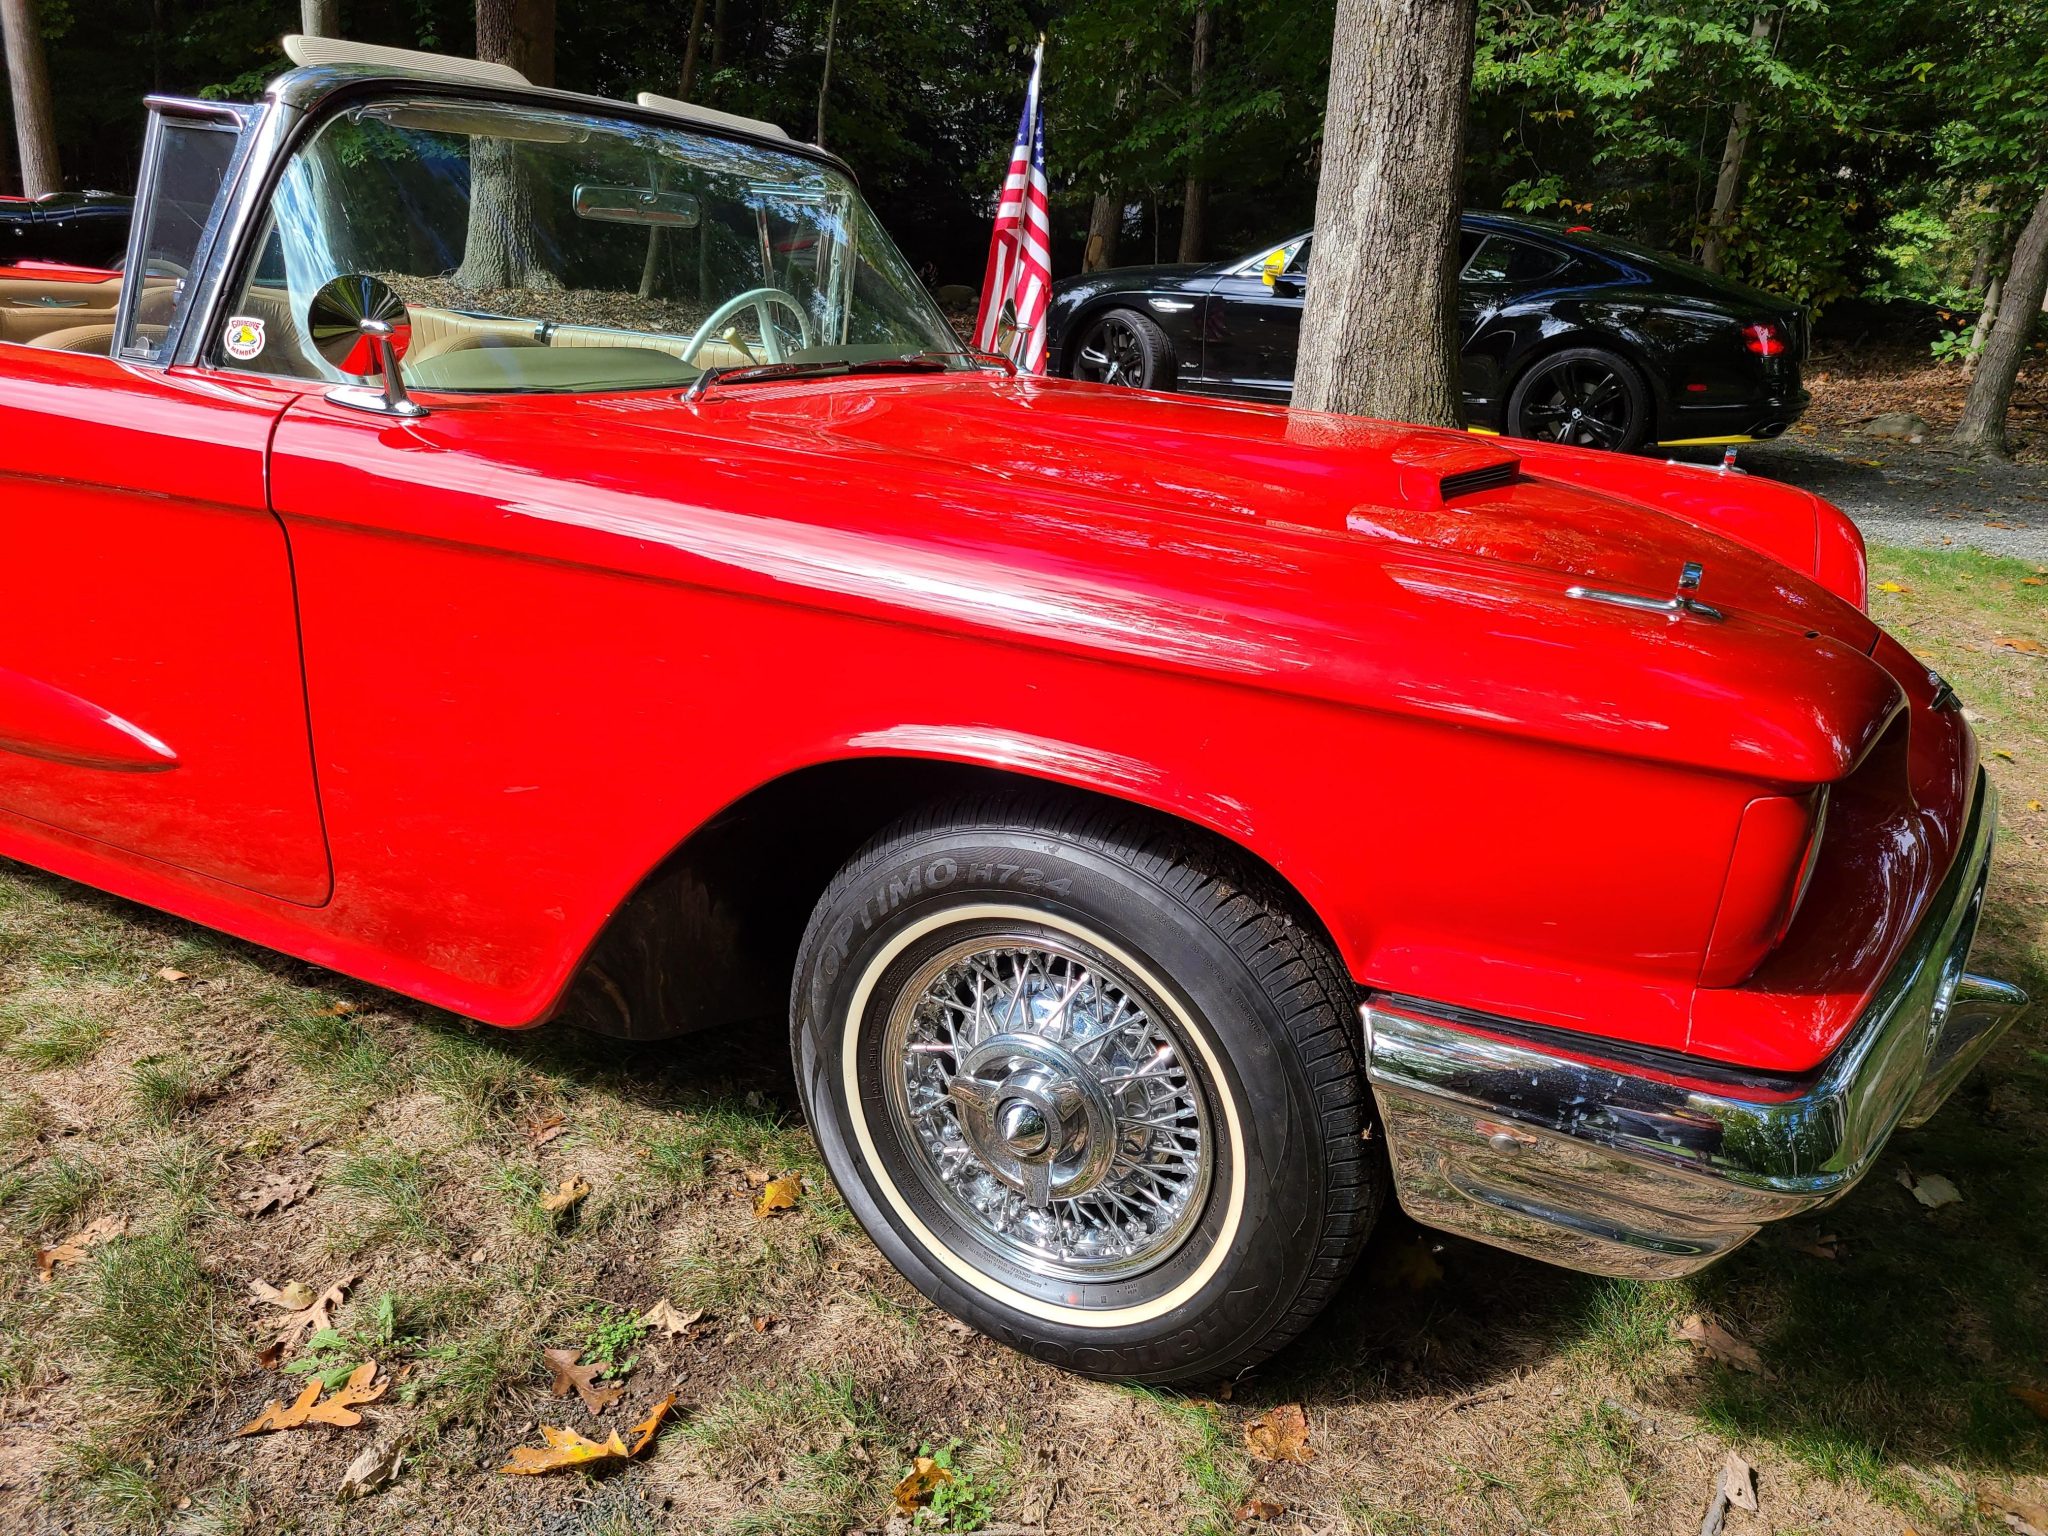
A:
1084 191 1121 271
1697 9 1772 276
1965 269 2001 377
1176 6 1213 264
1293 0 1476 425
476 0 555 87
1 0 61 199
711 0 728 71
814 0 838 148
1952 183 2048 459
299 0 342 36
460 0 560 290
679 0 709 98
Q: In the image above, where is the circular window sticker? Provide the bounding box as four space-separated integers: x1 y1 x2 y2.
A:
222 316 266 363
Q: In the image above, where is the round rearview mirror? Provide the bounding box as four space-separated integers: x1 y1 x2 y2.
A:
308 273 411 376
306 274 426 418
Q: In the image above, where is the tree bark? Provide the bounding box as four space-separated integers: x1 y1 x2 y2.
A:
476 0 555 87
1965 269 2001 377
1292 0 1476 425
679 0 709 98
299 0 342 36
1176 6 1213 264
711 0 728 71
815 0 838 148
1952 182 2048 458
1084 191 1122 271
1 0 61 199
460 0 560 289
1697 10 1772 276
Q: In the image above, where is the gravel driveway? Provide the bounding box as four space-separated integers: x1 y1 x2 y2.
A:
1706 435 2048 564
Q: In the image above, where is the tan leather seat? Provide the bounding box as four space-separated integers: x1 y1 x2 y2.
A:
0 271 123 345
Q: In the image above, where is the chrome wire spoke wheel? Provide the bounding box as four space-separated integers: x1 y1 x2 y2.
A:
881 932 1212 1281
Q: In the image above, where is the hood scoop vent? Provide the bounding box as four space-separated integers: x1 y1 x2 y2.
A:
1389 435 1522 508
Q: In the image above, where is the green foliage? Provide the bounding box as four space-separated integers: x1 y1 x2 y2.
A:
286 1290 414 1389
578 1303 648 1374
902 1439 1003 1532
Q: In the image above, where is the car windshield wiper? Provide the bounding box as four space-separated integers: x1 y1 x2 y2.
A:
685 350 1011 401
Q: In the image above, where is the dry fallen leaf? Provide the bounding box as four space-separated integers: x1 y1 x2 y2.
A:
1675 1314 1770 1375
1721 1450 1759 1512
2023 577 2043 587
1875 580 1910 594
1244 1403 1314 1464
1237 1497 1288 1522
321 1001 358 1017
753 1174 804 1219
2030 800 2045 813
2010 1385 2048 1421
35 1214 127 1282
237 1361 386 1435
542 1347 622 1415
1995 749 2018 762
893 1455 954 1515
499 1393 674 1474
1981 1492 2048 1536
640 1299 704 1338
1897 1167 1963 1209
251 1272 358 1351
540 1176 591 1216
237 1172 315 1219
1995 636 2044 654
156 967 191 983
1790 1232 1842 1260
526 1113 567 1148
337 1438 403 1500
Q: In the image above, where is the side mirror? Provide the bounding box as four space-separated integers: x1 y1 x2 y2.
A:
307 273 426 418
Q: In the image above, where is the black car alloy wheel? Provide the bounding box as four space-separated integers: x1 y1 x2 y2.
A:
1507 347 1651 451
1071 308 1172 391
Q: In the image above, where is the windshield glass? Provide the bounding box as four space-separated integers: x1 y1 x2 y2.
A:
219 97 960 392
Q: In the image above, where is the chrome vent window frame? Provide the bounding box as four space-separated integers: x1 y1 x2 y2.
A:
114 95 265 369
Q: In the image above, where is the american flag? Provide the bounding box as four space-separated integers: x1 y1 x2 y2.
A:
973 41 1051 373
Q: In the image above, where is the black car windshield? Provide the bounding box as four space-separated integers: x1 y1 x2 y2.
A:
219 98 962 391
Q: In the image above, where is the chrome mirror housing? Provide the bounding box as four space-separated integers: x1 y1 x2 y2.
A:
307 273 427 418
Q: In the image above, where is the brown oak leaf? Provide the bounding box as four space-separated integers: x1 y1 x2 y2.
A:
499 1393 674 1474
1675 1313 1771 1376
640 1299 704 1338
1244 1403 1313 1464
236 1361 386 1434
251 1272 358 1352
2011 1386 2048 1421
35 1214 126 1282
1237 1498 1288 1522
237 1171 315 1219
543 1347 622 1414
526 1113 567 1148
1995 635 2044 655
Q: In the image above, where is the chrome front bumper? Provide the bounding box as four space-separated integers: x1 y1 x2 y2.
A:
1362 774 2028 1279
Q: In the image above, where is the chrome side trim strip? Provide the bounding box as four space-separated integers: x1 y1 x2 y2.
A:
1363 772 2026 1278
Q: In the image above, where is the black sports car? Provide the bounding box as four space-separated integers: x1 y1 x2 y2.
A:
0 192 134 269
1044 212 1808 452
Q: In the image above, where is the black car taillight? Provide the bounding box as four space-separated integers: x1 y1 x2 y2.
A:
1742 321 1787 358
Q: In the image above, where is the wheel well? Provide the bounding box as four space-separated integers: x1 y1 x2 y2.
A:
1059 297 1177 380
1500 330 1668 429
549 758 1332 1041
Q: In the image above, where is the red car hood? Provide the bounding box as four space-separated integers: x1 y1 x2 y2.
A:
693 374 1873 651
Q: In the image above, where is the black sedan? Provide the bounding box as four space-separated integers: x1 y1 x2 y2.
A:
0 191 133 269
1044 212 1808 452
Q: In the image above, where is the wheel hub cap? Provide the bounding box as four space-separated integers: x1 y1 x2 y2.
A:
884 936 1213 1280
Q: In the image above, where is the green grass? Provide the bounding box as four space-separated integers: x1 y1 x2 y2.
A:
333 1145 444 1250
9 1012 113 1070
685 1371 892 1536
129 1054 204 1126
53 1436 174 1531
1125 1387 1252 1536
65 1224 229 1412
3 1151 101 1233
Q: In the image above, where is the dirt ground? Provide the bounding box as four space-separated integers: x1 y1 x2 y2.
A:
0 368 2045 1536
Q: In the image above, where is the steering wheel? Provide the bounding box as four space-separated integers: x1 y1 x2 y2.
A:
680 286 815 366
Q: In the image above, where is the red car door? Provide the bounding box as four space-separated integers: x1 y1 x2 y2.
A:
0 346 330 904
0 97 331 906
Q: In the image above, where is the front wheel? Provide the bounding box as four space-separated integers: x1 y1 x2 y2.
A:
791 796 1383 1382
1069 308 1175 390
1506 346 1652 452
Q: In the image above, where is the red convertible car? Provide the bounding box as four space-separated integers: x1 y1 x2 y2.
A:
0 39 2027 1382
